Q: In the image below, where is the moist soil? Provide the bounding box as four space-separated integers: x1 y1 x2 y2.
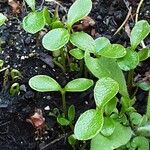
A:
0 0 150 150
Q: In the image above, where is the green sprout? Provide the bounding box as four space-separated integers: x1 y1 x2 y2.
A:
29 75 93 116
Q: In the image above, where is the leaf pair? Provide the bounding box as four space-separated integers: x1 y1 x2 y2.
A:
42 0 92 51
74 77 119 140
57 105 75 126
29 75 93 93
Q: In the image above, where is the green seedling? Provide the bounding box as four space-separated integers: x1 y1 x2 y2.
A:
10 69 22 81
10 82 20 96
49 105 76 127
74 77 119 140
23 0 64 34
29 75 93 116
57 104 76 127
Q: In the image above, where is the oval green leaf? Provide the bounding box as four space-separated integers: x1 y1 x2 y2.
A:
130 20 150 50
117 48 139 71
137 81 150 91
74 109 104 140
69 48 84 60
65 78 93 92
98 44 126 58
57 116 70 126
42 28 70 51
95 37 110 52
94 77 119 108
23 11 45 34
67 0 92 27
68 105 75 122
29 75 61 92
70 32 96 53
138 48 150 61
0 13 7 26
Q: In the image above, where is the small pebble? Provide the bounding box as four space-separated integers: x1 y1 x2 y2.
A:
44 106 50 111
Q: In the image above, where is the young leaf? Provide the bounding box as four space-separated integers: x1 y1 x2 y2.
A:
94 77 119 108
23 11 45 34
67 0 92 27
130 112 142 125
68 134 77 146
65 78 93 92
51 20 64 29
98 44 126 58
0 13 7 26
130 136 149 150
137 122 150 137
43 7 52 25
29 75 61 92
137 81 150 91
138 48 150 61
95 37 110 52
68 105 75 122
117 48 139 71
70 32 96 53
57 116 70 126
130 20 150 50
85 52 128 97
91 121 132 150
25 0 35 11
74 109 103 140
10 83 20 96
101 117 115 137
42 28 70 51
69 48 84 60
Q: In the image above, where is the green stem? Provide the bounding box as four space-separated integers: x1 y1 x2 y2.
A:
146 91 150 119
127 69 134 96
72 145 76 150
53 59 65 73
79 59 84 76
61 50 66 72
61 90 67 116
84 65 88 78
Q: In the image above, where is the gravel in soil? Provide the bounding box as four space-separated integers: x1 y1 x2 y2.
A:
0 0 150 149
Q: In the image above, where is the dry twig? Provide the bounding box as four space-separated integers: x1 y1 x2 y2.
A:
113 6 132 35
135 0 146 48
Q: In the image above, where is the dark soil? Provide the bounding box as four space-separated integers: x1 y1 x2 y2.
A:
0 0 150 150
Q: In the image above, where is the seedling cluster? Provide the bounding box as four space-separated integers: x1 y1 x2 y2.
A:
0 0 150 149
